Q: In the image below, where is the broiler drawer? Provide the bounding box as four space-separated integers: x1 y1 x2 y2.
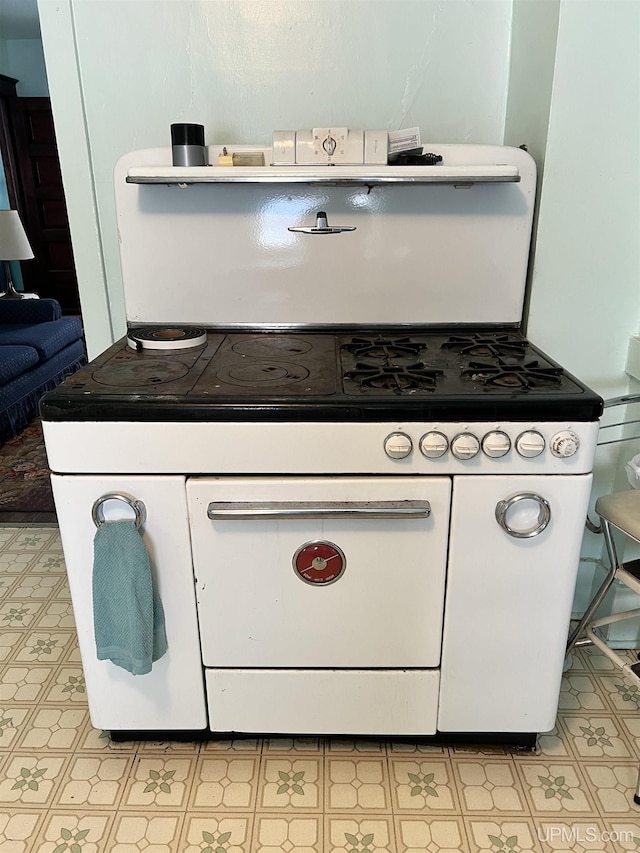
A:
206 668 440 735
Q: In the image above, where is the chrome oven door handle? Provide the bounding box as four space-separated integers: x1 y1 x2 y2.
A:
495 492 551 538
207 500 431 520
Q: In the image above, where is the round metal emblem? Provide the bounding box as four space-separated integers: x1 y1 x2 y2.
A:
292 541 346 586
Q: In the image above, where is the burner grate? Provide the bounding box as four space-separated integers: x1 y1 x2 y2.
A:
442 333 527 360
462 360 564 389
342 336 427 361
344 362 443 394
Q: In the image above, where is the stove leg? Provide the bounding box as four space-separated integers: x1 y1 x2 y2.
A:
635 765 640 806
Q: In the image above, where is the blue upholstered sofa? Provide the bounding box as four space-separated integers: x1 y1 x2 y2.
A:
0 298 85 441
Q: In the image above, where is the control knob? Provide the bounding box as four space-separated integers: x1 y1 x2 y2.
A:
384 432 413 459
451 432 480 460
420 431 449 458
482 430 511 458
550 430 580 458
515 430 545 458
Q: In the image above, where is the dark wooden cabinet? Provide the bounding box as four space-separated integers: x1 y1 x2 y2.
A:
0 74 80 313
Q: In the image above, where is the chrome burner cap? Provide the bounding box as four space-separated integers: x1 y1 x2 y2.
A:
126 326 207 350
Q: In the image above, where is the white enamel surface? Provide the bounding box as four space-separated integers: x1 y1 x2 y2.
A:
51 474 207 731
438 473 593 733
42 420 600 476
188 477 451 668
114 145 535 327
206 669 439 735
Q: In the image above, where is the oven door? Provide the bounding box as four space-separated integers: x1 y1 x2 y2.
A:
187 476 451 667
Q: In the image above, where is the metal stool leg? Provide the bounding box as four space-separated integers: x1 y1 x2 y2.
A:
566 519 619 653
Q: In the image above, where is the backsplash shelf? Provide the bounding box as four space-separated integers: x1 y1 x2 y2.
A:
126 164 520 186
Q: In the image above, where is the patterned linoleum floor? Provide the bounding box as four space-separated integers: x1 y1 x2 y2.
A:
0 527 638 852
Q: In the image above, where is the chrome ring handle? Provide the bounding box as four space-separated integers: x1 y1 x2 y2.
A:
91 493 147 530
495 492 551 539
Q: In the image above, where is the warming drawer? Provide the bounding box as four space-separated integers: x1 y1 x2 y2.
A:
206 669 440 735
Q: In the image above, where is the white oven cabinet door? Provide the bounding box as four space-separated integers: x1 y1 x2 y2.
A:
51 474 207 731
187 476 451 667
438 474 592 733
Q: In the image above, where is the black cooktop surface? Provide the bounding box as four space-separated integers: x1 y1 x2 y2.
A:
40 328 603 422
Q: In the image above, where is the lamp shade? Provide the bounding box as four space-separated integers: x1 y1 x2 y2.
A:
0 210 34 261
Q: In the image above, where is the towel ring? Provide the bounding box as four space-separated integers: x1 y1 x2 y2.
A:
91 493 147 530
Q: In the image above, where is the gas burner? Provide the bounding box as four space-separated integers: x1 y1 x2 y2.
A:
462 360 564 389
442 334 527 360
342 336 427 361
127 326 207 350
344 362 443 394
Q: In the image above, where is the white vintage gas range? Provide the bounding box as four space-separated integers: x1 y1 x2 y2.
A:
40 139 602 744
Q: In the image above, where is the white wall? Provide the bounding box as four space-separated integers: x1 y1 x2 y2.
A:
528 0 640 620
39 0 513 357
6 38 48 96
504 0 560 172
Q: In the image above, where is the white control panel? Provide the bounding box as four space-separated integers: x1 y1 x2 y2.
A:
382 424 588 469
272 128 389 165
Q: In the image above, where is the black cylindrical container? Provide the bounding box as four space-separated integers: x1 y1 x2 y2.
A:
171 123 207 166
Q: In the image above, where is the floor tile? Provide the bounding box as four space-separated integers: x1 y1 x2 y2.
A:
0 807 45 851
325 758 391 813
106 811 184 852
453 760 527 814
16 706 87 751
0 632 23 663
33 811 113 852
464 817 544 852
264 737 324 754
517 761 598 816
181 813 253 852
76 720 139 753
121 756 195 810
388 740 449 756
559 673 610 712
42 665 86 703
0 706 33 751
33 600 76 630
535 723 574 759
580 763 640 816
0 663 54 703
254 814 321 851
326 739 385 754
7 574 62 600
0 552 35 575
12 630 75 664
561 714 635 759
0 754 67 807
259 757 323 812
326 815 394 852
615 715 640 758
54 754 133 810
0 601 43 629
394 815 468 852
389 757 459 814
201 736 262 753
189 756 260 811
597 673 640 712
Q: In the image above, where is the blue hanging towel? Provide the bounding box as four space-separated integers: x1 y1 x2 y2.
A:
92 519 167 675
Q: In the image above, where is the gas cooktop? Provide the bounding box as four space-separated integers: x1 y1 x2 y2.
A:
40 328 603 423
